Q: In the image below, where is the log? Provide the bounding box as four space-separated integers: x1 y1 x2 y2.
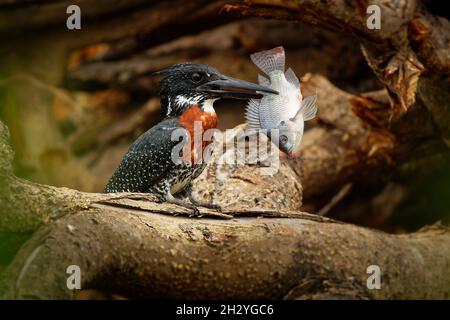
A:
2 193 450 299
1 118 450 300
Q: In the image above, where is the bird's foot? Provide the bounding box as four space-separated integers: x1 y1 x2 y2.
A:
205 203 222 212
165 197 201 217
188 196 222 212
184 203 201 217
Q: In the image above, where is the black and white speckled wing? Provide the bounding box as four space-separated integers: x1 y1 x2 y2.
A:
104 118 186 193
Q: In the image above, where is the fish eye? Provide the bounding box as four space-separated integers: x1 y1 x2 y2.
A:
280 135 288 144
280 120 286 126
191 73 203 83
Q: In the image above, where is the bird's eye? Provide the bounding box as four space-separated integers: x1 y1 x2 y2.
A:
191 73 203 83
280 135 288 144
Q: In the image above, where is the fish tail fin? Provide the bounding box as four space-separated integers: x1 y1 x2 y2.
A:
245 99 261 129
298 94 318 121
250 46 285 75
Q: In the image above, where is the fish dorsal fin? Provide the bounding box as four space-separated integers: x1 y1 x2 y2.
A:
258 74 270 87
285 68 300 87
299 95 318 121
250 46 285 75
245 99 261 129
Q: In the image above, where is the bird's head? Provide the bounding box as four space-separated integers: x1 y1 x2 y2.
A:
153 63 277 116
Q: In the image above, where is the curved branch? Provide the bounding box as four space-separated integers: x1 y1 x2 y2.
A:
1 119 450 299
1 195 449 299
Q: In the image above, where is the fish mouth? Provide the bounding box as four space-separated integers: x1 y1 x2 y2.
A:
196 75 278 99
280 143 301 158
288 150 301 159
288 144 303 158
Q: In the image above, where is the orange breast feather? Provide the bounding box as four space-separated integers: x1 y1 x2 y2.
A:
178 105 218 163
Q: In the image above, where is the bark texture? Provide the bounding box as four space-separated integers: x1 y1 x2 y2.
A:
1 116 450 299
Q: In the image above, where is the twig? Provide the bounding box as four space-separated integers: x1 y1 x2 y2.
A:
317 183 352 216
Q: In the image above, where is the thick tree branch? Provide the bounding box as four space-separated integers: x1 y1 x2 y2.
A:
1 116 450 299
1 183 449 299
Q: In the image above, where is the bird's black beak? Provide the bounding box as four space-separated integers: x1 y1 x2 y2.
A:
196 75 278 99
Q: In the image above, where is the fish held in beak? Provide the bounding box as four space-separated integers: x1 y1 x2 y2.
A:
245 46 318 157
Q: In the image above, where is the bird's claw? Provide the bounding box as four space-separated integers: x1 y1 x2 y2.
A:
207 203 222 212
190 198 222 212
188 205 201 217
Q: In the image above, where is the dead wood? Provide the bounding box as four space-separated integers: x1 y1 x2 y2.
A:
1 114 450 299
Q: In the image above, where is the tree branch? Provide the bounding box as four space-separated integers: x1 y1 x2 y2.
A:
1 184 449 299
1 117 450 299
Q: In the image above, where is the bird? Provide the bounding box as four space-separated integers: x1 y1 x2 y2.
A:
104 63 277 215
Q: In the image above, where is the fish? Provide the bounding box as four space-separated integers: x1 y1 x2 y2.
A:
245 46 317 157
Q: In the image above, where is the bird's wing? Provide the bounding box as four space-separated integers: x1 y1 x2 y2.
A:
104 118 188 193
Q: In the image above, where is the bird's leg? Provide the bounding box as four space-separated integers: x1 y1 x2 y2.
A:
185 183 222 212
164 191 201 217
150 181 201 216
